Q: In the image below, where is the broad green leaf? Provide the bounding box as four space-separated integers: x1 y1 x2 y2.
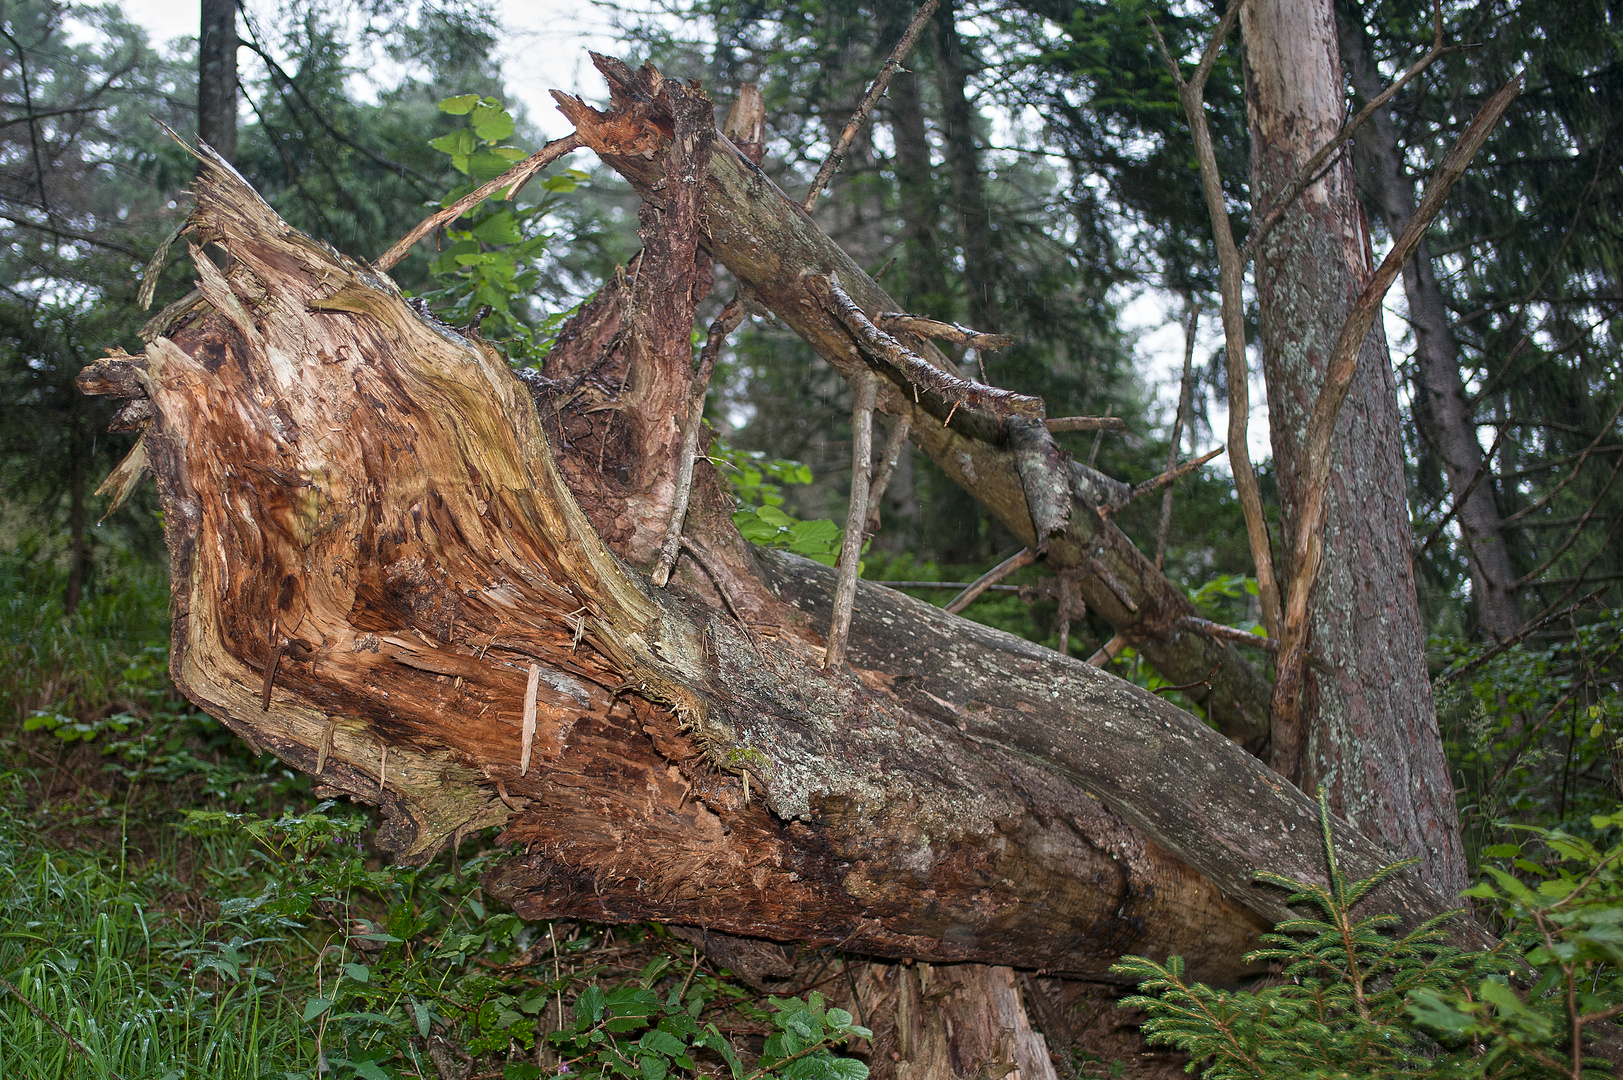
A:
470 212 522 245
439 94 480 115
302 996 334 1022
471 103 515 141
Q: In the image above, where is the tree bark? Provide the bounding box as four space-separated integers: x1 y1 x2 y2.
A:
198 0 237 163
1239 0 1466 894
1336 2 1522 643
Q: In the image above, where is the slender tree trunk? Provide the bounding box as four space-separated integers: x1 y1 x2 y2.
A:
879 0 950 321
199 0 237 163
1239 0 1466 895
65 401 87 615
1336 3 1522 643
932 0 998 333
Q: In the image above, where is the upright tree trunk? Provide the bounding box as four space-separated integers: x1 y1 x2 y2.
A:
199 0 237 163
932 0 999 334
1336 3 1522 643
1239 0 1466 894
879 0 950 320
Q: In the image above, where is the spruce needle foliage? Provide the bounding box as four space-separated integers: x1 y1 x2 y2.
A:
1113 789 1510 1079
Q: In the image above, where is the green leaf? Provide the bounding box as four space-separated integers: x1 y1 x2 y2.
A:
755 504 795 528
429 130 478 158
825 1059 869 1080
344 962 370 983
470 212 523 245
471 102 515 142
439 94 480 115
302 997 334 1022
639 1056 669 1080
639 1030 688 1057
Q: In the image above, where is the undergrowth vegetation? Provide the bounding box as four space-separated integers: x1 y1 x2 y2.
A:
0 548 870 1080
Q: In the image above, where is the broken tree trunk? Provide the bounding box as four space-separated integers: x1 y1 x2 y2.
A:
552 55 1275 750
83 112 1475 1018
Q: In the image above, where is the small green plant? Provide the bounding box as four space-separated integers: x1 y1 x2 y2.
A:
415 94 585 366
1407 812 1623 1077
548 957 870 1080
708 435 847 567
1113 789 1510 1079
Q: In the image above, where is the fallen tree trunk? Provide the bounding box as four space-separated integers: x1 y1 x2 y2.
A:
78 121 1480 1001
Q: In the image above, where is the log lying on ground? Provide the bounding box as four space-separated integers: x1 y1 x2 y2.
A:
553 56 1273 747
80 148 1479 993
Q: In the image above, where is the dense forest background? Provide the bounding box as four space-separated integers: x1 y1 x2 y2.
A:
2 0 1622 1075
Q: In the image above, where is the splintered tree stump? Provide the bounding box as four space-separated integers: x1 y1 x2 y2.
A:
81 128 1469 1005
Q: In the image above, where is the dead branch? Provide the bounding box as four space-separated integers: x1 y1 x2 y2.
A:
874 312 1014 351
1147 5 1282 643
866 414 911 535
813 273 1042 439
556 55 1276 742
651 298 746 588
945 548 1036 615
1087 634 1127 668
825 370 878 669
1157 302 1200 568
376 133 583 271
1045 415 1128 433
804 0 942 213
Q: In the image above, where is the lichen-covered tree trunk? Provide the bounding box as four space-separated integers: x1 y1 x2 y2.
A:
81 73 1479 1071
1239 0 1466 894
1336 2 1523 644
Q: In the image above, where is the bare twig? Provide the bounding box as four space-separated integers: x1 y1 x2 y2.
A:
1087 633 1127 668
825 370 879 668
376 133 583 271
1178 615 1274 652
1118 447 1225 514
1413 424 1508 565
1271 73 1524 746
874 312 1014 351
1045 415 1128 433
1055 573 1085 657
946 548 1037 615
866 414 911 535
804 0 942 213
1147 5 1281 642
1153 663 1222 696
1158 302 1200 568
814 274 1041 434
1512 450 1623 589
1502 395 1623 525
652 298 746 587
1443 587 1611 686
